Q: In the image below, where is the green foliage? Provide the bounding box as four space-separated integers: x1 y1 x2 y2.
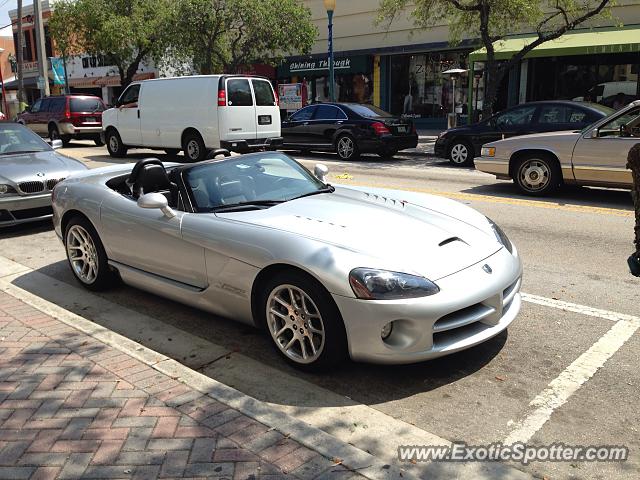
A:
49 0 174 86
171 0 317 74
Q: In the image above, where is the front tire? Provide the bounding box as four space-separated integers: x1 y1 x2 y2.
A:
513 154 562 196
448 139 473 166
182 132 206 162
260 271 347 371
335 134 359 160
106 129 128 157
64 216 116 291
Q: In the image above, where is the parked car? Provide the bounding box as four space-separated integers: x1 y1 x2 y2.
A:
16 94 106 147
281 103 418 160
435 101 613 166
0 122 88 227
102 75 283 162
52 152 521 370
475 100 640 195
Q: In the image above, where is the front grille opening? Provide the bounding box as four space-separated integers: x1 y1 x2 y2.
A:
46 178 65 190
11 206 53 220
19 181 45 194
433 302 495 333
0 209 13 221
433 321 491 348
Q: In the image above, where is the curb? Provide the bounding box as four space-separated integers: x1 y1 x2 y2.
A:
0 259 413 480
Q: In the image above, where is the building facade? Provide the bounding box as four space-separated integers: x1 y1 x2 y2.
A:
8 0 158 107
281 0 640 127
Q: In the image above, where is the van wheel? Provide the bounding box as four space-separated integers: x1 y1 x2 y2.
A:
183 132 206 162
106 129 128 157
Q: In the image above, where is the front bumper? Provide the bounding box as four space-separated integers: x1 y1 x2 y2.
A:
474 156 511 179
0 193 53 227
333 247 522 364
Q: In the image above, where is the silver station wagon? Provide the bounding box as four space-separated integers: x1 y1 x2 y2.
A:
475 100 640 195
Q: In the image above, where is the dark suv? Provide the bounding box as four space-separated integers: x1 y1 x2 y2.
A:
17 95 106 146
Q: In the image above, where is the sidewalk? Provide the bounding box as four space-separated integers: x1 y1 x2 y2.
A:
0 290 370 480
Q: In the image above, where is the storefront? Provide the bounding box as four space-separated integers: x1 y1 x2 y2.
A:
277 55 374 105
468 25 640 117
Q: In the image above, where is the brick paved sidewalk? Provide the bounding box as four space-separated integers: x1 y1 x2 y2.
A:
0 291 363 480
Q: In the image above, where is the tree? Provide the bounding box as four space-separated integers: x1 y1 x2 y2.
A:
49 0 173 88
378 0 614 116
171 0 317 75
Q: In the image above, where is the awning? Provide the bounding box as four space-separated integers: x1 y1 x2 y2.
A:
68 72 156 88
3 76 42 90
468 25 640 62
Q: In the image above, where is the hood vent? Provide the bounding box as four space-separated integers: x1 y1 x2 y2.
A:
439 236 467 247
363 192 406 208
294 215 346 229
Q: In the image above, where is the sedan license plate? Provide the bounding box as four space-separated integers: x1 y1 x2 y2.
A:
397 125 407 133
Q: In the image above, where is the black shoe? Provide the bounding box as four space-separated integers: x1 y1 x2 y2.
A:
628 253 640 277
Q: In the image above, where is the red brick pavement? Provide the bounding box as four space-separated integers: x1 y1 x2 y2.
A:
0 291 363 480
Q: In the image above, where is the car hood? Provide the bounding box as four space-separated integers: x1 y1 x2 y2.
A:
485 129 582 147
218 187 502 280
0 150 87 184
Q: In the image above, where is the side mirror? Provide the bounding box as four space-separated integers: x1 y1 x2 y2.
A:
51 139 63 150
591 129 600 138
314 163 329 183
137 192 176 218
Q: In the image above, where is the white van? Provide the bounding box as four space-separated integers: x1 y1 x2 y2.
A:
102 75 282 161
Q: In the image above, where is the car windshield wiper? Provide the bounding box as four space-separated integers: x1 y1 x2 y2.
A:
212 200 284 213
0 149 46 156
289 185 335 201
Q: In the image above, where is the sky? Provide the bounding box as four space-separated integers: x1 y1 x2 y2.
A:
0 0 18 37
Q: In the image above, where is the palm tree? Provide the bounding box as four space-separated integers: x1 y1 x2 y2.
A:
627 143 640 276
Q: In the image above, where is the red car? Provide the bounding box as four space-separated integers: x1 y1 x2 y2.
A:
17 94 106 146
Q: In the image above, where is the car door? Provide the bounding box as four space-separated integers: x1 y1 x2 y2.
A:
479 105 539 146
116 84 142 145
251 79 280 140
100 195 208 288
281 106 317 146
220 78 256 142
307 105 345 146
571 104 640 187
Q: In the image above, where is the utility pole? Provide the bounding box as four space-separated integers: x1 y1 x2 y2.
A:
16 0 24 106
33 0 50 97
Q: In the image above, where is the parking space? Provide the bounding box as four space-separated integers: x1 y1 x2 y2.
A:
1 139 638 479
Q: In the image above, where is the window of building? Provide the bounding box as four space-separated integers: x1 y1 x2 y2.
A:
44 26 52 58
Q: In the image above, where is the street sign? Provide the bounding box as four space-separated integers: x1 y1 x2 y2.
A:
37 76 46 90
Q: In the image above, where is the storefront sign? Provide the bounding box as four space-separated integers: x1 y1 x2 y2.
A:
278 83 303 111
278 55 371 78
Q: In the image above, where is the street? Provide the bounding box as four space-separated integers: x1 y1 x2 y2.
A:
1 142 638 480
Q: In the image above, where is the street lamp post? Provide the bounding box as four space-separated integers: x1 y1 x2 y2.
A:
324 0 336 102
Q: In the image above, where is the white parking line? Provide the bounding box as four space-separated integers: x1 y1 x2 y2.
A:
505 297 640 445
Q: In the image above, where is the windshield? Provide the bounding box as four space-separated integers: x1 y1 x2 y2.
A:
0 124 51 156
347 104 392 118
185 153 328 212
581 104 638 134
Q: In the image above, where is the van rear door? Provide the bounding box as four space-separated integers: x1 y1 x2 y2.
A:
219 78 257 143
251 79 280 141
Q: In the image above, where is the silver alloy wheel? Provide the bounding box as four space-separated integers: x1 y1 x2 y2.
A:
108 134 119 153
187 139 200 160
450 143 468 164
266 284 325 364
519 159 550 192
337 136 354 159
66 225 99 285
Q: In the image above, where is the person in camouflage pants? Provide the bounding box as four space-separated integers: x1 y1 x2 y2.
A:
628 143 640 276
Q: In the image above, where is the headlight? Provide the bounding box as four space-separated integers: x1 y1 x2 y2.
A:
487 218 513 254
481 146 496 157
0 184 17 195
349 268 440 300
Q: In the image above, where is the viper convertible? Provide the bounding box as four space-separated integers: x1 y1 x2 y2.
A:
52 152 522 369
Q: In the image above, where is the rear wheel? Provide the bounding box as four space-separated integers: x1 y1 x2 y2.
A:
106 129 128 157
513 154 562 196
260 271 347 371
336 134 359 160
64 216 117 291
448 139 473 166
49 125 70 147
182 132 206 162
94 135 105 147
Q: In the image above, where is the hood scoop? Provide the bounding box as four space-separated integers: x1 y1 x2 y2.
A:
439 236 467 247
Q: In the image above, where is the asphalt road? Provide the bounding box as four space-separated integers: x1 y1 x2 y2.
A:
1 141 638 480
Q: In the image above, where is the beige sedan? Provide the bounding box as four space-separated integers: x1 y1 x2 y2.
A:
475 100 640 195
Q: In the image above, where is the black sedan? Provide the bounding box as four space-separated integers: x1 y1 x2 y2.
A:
435 101 613 166
281 103 418 160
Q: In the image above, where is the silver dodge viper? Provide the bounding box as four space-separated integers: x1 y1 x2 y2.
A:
52 152 522 369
